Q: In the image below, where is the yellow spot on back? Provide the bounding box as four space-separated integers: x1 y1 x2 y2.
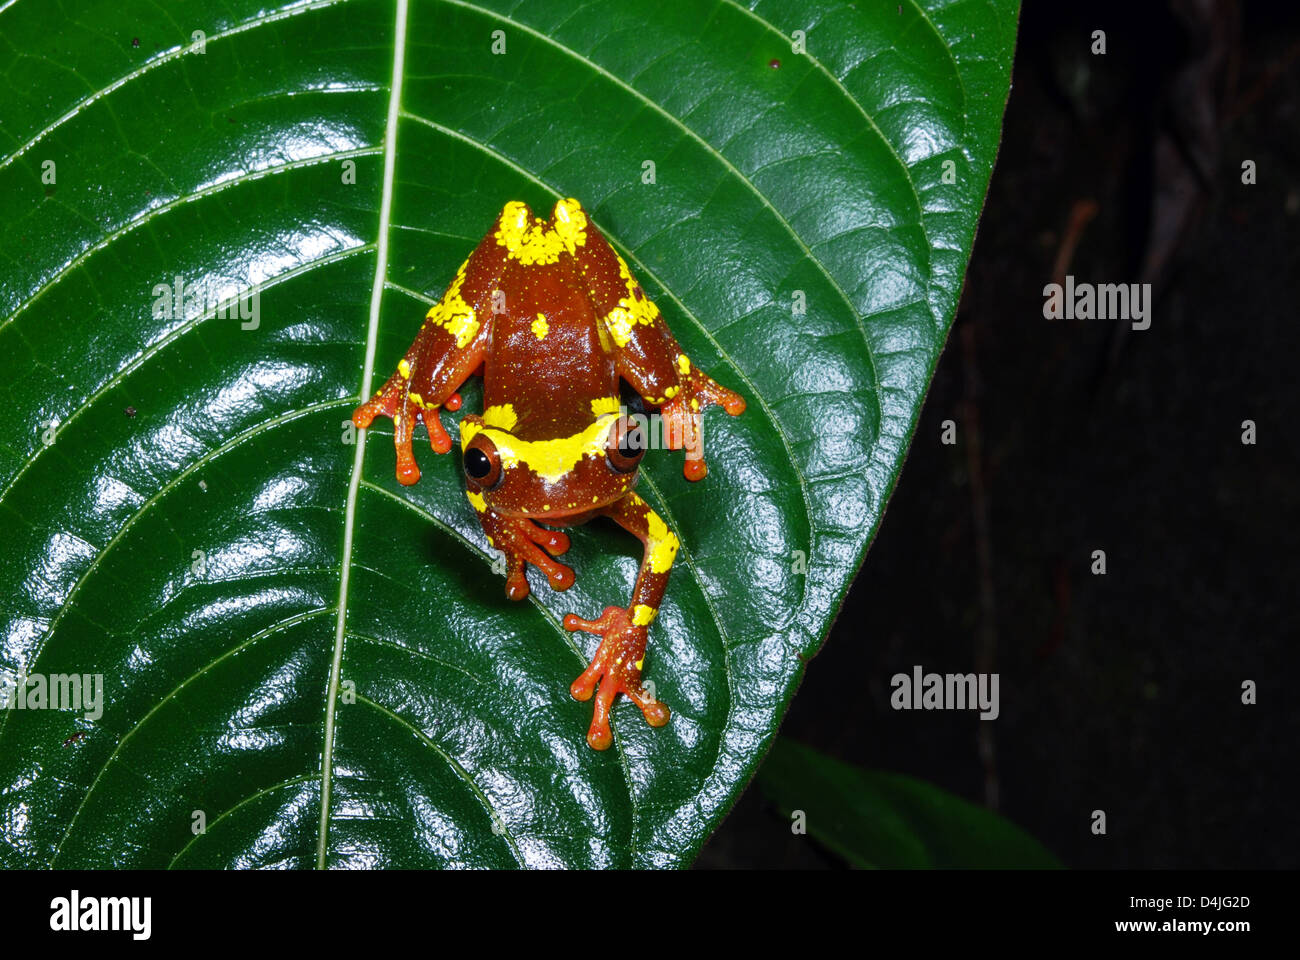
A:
677 354 690 375
552 198 588 254
532 314 549 339
632 604 657 626
494 199 587 265
466 491 487 513
398 358 412 378
408 391 426 408
482 404 518 431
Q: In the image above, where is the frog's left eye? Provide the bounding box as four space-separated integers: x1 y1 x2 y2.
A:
607 417 647 473
463 436 504 489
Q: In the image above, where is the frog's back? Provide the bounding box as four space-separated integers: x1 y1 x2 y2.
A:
482 255 618 441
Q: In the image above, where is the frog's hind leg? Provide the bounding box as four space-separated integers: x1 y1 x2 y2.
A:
564 205 745 480
469 495 575 601
562 491 675 750
353 215 512 485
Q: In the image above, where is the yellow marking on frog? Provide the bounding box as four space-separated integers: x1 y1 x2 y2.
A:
634 657 644 671
645 509 680 574
603 306 636 347
664 385 679 400
398 358 412 379
677 354 690 375
531 313 549 339
482 404 518 432
425 259 479 347
443 312 479 349
592 306 613 352
632 604 657 626
466 491 487 513
590 396 620 417
408 391 426 409
551 198 588 254
494 199 587 265
459 419 483 449
600 252 661 346
690 398 699 411
473 415 618 484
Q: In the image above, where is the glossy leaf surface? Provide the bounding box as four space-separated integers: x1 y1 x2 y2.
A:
0 0 1018 867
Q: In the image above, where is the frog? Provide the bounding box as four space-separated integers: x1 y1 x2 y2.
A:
352 198 745 750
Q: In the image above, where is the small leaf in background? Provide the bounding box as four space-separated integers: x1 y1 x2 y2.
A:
0 0 1019 868
758 738 1062 868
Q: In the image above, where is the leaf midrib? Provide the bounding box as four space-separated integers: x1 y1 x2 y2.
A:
316 0 409 869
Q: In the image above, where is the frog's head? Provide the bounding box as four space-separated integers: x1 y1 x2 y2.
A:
459 403 646 519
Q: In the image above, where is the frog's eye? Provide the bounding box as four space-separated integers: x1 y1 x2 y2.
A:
463 436 504 489
607 417 647 473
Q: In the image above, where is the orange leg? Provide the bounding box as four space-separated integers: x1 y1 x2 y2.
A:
470 497 574 601
564 492 676 750
658 365 746 481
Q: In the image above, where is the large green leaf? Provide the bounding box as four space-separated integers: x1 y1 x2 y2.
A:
0 0 1018 868
758 739 1061 868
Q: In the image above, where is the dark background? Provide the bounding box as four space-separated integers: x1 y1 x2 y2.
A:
700 0 1298 869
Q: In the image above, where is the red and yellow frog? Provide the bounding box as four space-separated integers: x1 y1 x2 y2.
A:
353 198 744 750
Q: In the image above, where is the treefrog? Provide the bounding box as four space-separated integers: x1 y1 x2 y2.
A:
353 198 745 750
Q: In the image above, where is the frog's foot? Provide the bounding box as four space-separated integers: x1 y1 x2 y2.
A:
352 377 459 484
659 364 746 481
563 606 670 750
477 509 574 601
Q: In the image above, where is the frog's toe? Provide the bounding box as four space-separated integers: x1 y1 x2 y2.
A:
542 560 575 591
499 537 573 600
425 412 452 454
564 606 668 748
352 374 452 483
658 368 746 481
394 442 421 485
504 563 531 601
523 521 570 557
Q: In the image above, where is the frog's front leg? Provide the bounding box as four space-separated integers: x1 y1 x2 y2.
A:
468 492 575 601
562 491 676 750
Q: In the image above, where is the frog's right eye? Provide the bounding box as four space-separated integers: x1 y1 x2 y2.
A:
463 436 503 489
